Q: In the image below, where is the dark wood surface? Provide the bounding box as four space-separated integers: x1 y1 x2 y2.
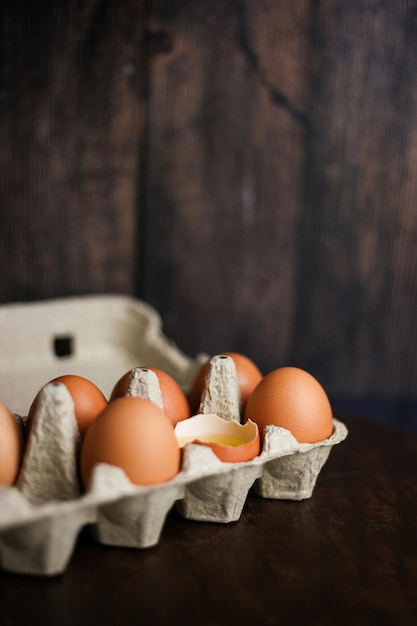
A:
1 2 416 419
1 415 416 626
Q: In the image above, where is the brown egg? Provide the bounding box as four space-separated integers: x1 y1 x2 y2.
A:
188 352 263 414
80 396 181 488
244 366 334 443
110 366 190 426
175 413 260 463
27 374 108 438
0 402 24 486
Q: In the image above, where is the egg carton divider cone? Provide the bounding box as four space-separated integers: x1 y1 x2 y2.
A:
176 355 347 520
0 296 348 576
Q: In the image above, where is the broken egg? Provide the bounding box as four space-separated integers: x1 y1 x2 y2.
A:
175 413 260 463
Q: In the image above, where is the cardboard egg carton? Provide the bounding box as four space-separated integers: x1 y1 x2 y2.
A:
176 356 347 516
0 296 348 576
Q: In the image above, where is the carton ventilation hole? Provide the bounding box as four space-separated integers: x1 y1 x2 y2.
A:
53 335 73 358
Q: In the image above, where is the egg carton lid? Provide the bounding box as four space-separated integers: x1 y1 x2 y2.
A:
0 294 205 416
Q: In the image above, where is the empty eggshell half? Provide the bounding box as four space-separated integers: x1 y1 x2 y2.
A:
175 413 260 463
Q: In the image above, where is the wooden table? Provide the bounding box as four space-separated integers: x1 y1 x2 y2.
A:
1 415 416 625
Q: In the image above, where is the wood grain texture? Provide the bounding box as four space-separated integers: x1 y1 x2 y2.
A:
141 0 417 401
0 1 416 409
292 0 417 397
0 0 145 300
141 0 312 367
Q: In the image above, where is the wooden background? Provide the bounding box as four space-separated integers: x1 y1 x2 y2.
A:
1 1 416 429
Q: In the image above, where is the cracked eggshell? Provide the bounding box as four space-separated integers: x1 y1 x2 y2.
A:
175 413 260 463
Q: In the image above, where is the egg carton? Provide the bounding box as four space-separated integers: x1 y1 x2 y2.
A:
0 294 204 415
0 296 348 576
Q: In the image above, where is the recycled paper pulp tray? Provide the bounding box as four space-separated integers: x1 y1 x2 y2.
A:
0 296 348 576
0 414 347 576
0 294 204 416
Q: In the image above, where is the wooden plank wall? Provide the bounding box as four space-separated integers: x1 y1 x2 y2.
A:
1 1 416 425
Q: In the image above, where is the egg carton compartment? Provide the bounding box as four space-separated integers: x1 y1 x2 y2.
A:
177 419 346 521
0 411 346 577
176 355 347 519
0 296 348 576
0 415 346 576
